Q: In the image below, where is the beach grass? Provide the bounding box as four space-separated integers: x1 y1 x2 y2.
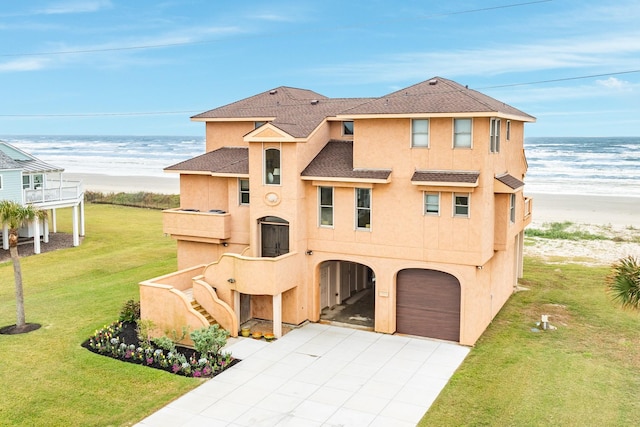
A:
85 190 180 210
0 204 200 427
525 221 608 240
420 258 640 426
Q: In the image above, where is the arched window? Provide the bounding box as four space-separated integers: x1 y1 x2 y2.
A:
264 148 281 185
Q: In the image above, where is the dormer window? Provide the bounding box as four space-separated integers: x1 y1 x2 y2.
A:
342 121 354 136
264 148 281 185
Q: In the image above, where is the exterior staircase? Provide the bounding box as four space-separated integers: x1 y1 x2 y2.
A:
183 288 217 325
191 300 216 325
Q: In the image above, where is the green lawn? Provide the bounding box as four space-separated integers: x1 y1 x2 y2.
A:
0 205 199 427
421 259 640 426
2 205 639 426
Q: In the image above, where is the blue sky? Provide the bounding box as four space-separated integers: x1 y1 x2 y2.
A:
0 0 638 137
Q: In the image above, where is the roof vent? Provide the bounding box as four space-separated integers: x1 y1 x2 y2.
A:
269 89 278 95
310 99 319 105
428 79 438 85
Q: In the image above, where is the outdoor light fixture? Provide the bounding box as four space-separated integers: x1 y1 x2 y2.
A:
227 278 236 283
306 250 313 255
222 242 228 247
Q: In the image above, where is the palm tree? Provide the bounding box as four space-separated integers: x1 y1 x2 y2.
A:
0 200 45 332
607 255 640 310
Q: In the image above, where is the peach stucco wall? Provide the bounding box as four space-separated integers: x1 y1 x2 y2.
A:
152 114 531 345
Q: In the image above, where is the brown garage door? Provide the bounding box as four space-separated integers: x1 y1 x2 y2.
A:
396 269 460 342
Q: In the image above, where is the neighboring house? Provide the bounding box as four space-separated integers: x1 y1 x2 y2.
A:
140 77 535 346
0 141 85 253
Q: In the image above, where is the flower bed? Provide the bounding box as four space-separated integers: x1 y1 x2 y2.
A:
82 321 239 378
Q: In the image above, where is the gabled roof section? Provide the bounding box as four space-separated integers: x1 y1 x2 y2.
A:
164 147 248 176
192 86 372 138
0 150 21 170
301 140 391 182
494 173 525 193
341 77 535 121
0 141 64 173
411 170 480 187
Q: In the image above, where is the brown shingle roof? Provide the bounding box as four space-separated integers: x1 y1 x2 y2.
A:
495 173 524 190
193 86 372 138
191 76 534 148
411 170 480 184
301 140 391 181
342 77 535 120
164 147 248 175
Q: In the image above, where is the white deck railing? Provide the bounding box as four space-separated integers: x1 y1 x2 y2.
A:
24 180 84 204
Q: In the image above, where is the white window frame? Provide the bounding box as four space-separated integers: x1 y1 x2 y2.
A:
490 118 501 153
342 121 354 136
264 148 281 185
319 186 334 227
22 175 30 190
355 188 371 230
510 193 516 223
506 120 511 141
424 192 440 215
411 119 429 148
453 118 472 148
0 175 3 190
239 178 250 205
453 193 470 218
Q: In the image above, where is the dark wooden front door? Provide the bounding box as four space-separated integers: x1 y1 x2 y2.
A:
261 222 289 257
396 269 461 342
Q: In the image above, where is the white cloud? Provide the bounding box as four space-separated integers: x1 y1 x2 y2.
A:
0 58 49 72
596 77 632 91
37 0 112 15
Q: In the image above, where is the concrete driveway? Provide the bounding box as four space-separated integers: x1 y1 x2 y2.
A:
136 323 469 426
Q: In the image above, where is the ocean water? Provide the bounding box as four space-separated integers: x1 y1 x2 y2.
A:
525 137 640 197
0 135 204 178
1 135 638 197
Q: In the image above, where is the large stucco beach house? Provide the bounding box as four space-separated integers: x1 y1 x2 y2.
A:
140 77 535 346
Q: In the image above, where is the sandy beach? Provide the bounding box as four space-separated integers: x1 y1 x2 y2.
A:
69 173 639 265
66 173 180 195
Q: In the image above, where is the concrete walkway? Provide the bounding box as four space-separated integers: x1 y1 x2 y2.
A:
136 323 469 426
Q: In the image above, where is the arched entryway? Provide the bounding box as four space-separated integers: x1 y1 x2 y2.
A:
319 260 375 328
396 269 461 342
259 216 289 257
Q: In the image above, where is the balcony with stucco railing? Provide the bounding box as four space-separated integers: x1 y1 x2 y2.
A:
163 208 231 243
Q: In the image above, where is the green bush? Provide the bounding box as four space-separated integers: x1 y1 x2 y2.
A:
119 299 140 322
190 324 230 360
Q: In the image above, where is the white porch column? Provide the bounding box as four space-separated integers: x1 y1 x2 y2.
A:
52 208 57 233
79 200 85 236
2 224 9 250
273 293 282 338
33 219 41 254
72 204 79 247
234 290 241 331
43 217 49 243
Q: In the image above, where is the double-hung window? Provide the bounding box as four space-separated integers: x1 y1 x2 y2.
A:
454 193 470 217
510 193 516 223
424 192 440 215
411 119 429 147
454 118 472 148
490 118 501 153
239 179 250 205
319 186 333 227
264 148 281 185
355 188 371 229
